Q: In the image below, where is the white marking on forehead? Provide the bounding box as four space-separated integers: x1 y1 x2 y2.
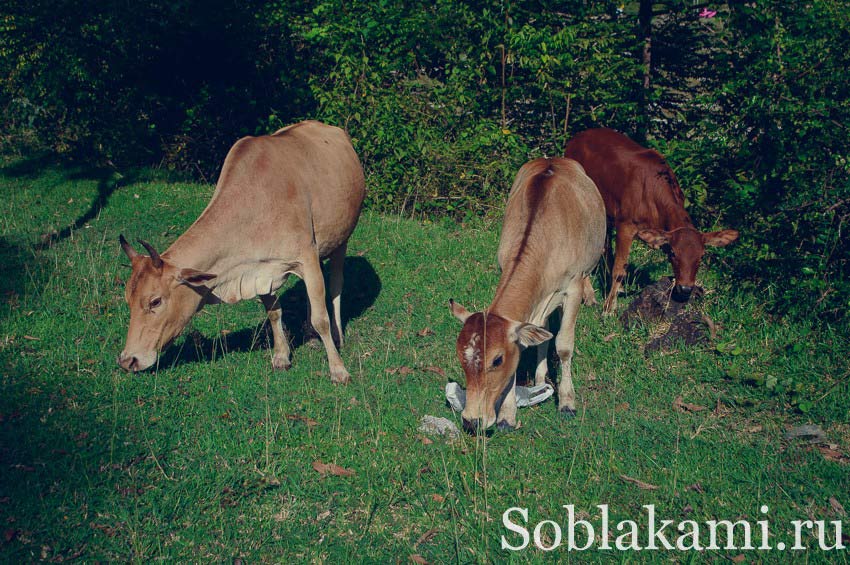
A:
464 333 481 370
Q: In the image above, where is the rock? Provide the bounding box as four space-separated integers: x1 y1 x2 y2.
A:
784 424 827 443
418 415 461 439
620 276 709 351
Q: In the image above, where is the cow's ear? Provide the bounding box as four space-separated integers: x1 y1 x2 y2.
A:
637 229 669 249
703 229 739 248
449 299 472 323
177 268 217 286
510 322 553 347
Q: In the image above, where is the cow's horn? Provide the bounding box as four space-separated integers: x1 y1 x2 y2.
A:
137 239 163 269
119 234 138 259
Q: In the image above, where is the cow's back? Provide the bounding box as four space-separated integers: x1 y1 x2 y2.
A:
269 121 365 256
564 128 685 228
201 120 365 260
498 157 605 291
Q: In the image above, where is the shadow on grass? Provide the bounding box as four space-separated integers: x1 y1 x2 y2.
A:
0 237 34 321
157 257 381 370
0 153 61 179
591 247 664 306
1 154 153 250
0 354 143 561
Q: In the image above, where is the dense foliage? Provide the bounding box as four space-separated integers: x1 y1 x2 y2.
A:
1 0 848 319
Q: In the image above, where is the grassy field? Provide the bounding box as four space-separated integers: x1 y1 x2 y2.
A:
1 157 848 563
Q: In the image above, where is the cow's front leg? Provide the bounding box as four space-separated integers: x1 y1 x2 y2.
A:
302 252 350 384
261 294 291 370
604 224 637 314
497 383 518 430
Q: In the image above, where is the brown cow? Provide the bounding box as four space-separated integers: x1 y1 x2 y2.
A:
564 128 739 313
117 120 365 383
450 157 606 432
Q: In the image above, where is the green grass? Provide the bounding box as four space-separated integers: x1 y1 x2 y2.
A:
1 158 848 562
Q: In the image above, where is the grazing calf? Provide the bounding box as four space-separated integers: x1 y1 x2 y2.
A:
450 157 606 432
117 120 365 383
564 128 738 313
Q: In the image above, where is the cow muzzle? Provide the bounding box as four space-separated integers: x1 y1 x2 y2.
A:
672 284 694 302
462 417 483 435
117 350 155 372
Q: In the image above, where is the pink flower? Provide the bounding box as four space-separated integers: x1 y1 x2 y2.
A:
699 8 717 18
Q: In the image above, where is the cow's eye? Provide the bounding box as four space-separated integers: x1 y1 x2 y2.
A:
492 355 503 368
149 297 162 309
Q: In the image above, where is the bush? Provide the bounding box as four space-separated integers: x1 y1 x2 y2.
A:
1 0 847 320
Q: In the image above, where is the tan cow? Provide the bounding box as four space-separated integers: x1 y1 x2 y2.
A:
117 120 365 383
450 157 606 432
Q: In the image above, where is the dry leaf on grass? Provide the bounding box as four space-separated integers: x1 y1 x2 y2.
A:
423 366 446 378
620 475 659 490
713 398 727 415
415 528 439 546
615 402 630 412
701 313 718 340
431 494 445 503
817 445 849 464
409 555 428 565
312 461 355 477
417 327 435 337
316 510 332 521
603 333 617 342
386 366 415 376
286 414 318 427
730 554 745 563
673 396 707 413
686 483 705 494
829 496 846 516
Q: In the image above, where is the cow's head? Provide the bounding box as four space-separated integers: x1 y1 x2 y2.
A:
117 236 216 372
637 227 739 301
450 300 552 433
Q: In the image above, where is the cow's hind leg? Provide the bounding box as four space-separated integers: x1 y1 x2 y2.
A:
557 279 584 416
302 252 350 384
581 275 597 306
327 243 346 349
534 342 549 387
261 294 292 370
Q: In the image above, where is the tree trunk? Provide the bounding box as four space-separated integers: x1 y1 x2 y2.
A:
637 0 653 142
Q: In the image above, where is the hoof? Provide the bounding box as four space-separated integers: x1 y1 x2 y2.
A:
272 355 292 371
559 406 577 419
497 420 516 431
330 367 351 385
